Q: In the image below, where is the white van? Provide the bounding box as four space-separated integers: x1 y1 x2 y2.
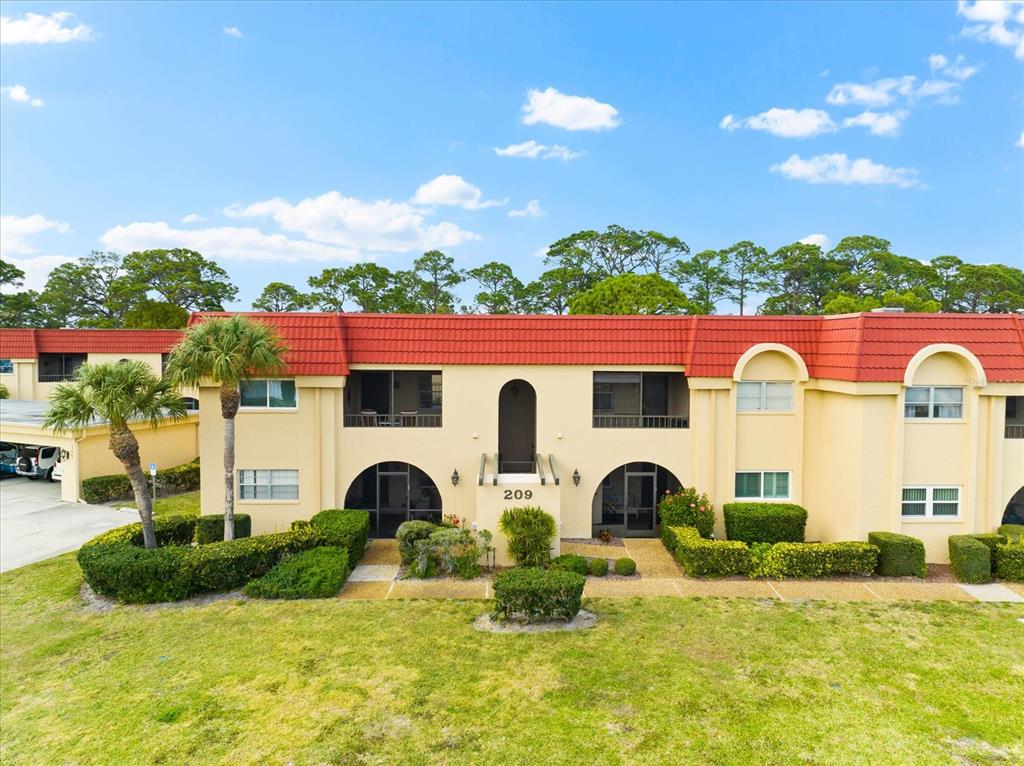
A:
15 446 60 481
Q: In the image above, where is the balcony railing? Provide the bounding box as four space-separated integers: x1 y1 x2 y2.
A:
38 373 77 383
343 413 442 428
593 414 689 429
1007 424 1024 439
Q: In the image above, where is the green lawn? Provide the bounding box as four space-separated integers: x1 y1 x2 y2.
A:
116 489 201 518
1 555 1022 766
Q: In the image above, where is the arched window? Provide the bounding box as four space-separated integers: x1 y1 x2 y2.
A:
1004 486 1024 526
592 462 681 538
344 462 442 537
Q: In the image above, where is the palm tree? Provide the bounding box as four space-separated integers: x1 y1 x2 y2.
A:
45 361 187 549
167 316 287 540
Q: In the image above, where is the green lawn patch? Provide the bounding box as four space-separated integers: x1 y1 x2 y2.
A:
2 554 1022 765
116 490 201 518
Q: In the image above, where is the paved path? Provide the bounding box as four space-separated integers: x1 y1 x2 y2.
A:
339 539 1024 603
0 477 137 573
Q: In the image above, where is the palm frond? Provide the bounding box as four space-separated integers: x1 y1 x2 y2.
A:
166 315 288 387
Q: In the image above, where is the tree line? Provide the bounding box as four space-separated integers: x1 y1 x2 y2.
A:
2 229 1022 328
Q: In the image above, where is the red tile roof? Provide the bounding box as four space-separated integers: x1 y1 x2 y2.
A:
8 313 1024 384
0 328 182 358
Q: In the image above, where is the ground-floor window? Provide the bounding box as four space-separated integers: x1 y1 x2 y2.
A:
592 462 680 538
344 462 442 537
238 469 299 500
901 486 960 518
735 471 790 500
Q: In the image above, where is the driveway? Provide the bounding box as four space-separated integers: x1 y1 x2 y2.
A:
0 476 138 573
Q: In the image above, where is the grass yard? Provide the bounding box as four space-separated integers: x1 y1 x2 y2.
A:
1 555 1022 766
116 489 201 518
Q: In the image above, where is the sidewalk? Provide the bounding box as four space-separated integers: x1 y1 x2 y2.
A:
339 539 1024 603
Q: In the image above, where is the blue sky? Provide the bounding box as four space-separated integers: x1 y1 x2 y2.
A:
2 1 1022 309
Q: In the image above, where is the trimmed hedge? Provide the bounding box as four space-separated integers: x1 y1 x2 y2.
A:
868 531 926 578
753 541 879 578
396 520 438 566
491 568 584 623
614 557 637 576
82 459 201 504
244 546 350 599
308 509 370 565
588 557 608 577
670 526 752 577
949 536 993 584
77 515 324 603
498 506 556 567
659 487 714 547
550 553 589 576
195 514 252 544
723 503 808 545
997 524 1024 542
995 540 1024 582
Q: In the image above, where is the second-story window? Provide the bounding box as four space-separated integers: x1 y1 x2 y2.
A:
240 379 297 408
0 359 13 374
905 386 962 419
736 381 792 412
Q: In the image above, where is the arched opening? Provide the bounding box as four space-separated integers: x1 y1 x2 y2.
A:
1003 486 1024 526
498 379 536 474
343 462 442 538
592 462 681 538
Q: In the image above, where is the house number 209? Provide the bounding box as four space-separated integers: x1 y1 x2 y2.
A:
503 489 533 500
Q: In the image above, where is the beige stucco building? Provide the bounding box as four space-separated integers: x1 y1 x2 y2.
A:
186 312 1024 564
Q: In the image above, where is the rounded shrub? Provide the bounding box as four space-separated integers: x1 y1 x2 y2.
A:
550 554 588 576
995 540 1024 582
588 557 609 577
396 520 439 566
498 506 556 567
723 503 807 545
659 487 714 545
613 557 637 576
195 514 252 544
491 567 584 623
997 524 1024 542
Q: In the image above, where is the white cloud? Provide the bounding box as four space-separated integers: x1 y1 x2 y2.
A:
914 79 961 104
770 153 920 188
412 175 505 210
0 214 70 256
223 26 243 38
181 213 206 224
0 11 93 44
958 1 1024 59
100 222 362 263
719 108 836 138
1017 130 1024 147
842 110 908 137
826 76 916 106
494 139 581 160
521 87 621 131
224 188 480 253
930 52 980 80
799 233 832 250
1 255 76 293
532 246 550 259
508 200 544 219
2 84 43 107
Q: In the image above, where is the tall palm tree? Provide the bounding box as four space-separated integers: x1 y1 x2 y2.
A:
45 361 187 549
167 316 287 540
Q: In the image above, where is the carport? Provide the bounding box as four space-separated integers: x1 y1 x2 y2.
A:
0 400 199 503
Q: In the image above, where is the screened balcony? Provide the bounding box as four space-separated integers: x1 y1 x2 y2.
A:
1007 397 1024 439
592 371 689 428
343 370 442 428
38 353 86 383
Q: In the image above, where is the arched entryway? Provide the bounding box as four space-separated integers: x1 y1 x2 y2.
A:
592 462 681 537
344 462 442 537
1003 486 1024 526
498 379 536 474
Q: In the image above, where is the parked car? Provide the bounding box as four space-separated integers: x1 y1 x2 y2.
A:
15 446 60 480
0 442 18 476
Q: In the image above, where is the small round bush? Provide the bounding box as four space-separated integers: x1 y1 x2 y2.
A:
588 557 609 577
659 487 715 543
614 557 637 576
550 553 588 575
498 506 556 567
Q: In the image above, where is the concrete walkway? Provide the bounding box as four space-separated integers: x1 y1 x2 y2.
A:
0 477 137 573
339 538 1024 603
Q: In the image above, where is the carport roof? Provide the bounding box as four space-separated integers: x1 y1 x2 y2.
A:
0 399 104 428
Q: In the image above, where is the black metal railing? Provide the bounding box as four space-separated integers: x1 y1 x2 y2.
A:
343 413 442 428
1007 424 1024 439
38 373 77 383
593 414 689 429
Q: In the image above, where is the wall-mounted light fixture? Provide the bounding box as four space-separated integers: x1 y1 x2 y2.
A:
572 468 581 487
451 469 460 487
